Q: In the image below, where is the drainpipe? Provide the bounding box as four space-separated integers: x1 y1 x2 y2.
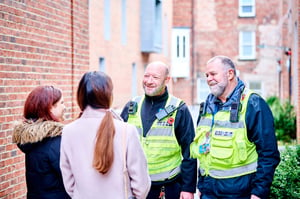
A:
285 48 292 101
191 0 195 105
70 0 75 118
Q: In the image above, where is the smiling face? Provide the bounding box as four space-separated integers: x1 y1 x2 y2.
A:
205 57 236 102
143 62 170 97
205 59 228 98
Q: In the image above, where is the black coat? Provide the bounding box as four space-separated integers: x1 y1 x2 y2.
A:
13 120 70 199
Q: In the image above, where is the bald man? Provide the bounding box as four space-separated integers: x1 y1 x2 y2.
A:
121 61 197 199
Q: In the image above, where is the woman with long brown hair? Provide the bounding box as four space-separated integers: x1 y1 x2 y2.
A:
60 71 150 199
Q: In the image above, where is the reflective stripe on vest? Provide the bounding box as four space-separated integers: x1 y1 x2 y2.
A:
150 166 181 181
199 161 257 177
128 95 182 181
200 117 245 129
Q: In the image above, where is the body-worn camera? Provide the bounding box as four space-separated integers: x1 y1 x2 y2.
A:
155 105 177 121
128 101 138 114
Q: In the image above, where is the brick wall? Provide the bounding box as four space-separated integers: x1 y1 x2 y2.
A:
0 0 89 198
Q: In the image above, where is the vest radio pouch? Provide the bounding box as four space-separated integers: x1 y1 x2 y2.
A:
230 86 244 123
197 102 206 125
128 101 138 114
230 101 240 123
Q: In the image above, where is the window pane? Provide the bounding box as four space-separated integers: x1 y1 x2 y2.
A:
243 32 252 43
242 0 252 4
242 6 252 13
243 46 252 55
183 36 186 58
177 36 179 57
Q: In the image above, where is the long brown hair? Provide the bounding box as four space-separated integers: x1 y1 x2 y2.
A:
77 71 115 174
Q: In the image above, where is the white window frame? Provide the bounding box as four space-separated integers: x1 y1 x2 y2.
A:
239 0 255 17
171 28 190 78
239 31 256 60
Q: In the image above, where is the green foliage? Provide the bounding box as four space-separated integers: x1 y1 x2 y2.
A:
270 145 300 199
266 96 296 143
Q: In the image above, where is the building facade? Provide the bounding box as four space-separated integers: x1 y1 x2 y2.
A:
172 0 297 104
171 0 299 142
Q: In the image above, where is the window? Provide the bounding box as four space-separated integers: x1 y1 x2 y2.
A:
248 81 262 95
121 0 127 45
140 0 162 53
99 57 106 72
171 28 190 78
163 14 168 56
239 31 256 60
104 0 111 40
239 0 255 17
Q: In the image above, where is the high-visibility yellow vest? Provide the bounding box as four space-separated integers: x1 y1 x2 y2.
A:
128 95 182 181
190 88 258 179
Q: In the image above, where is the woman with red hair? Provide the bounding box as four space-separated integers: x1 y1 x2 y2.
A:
12 85 70 199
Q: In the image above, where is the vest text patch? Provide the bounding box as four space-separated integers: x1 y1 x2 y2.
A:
214 130 233 137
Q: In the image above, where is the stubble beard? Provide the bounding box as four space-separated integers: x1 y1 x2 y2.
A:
143 84 165 97
210 81 227 97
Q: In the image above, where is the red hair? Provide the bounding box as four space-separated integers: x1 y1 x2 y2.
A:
23 86 62 121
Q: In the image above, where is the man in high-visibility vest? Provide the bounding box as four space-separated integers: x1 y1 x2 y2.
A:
121 61 197 199
190 55 280 199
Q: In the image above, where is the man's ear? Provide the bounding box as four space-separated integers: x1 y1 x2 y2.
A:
165 76 171 84
228 69 235 80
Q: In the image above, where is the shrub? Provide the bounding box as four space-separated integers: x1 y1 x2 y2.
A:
266 96 296 143
270 145 300 198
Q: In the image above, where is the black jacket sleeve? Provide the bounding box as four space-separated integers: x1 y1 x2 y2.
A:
174 103 197 193
120 101 130 122
246 94 280 198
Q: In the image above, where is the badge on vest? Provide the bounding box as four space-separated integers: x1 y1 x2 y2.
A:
199 131 211 154
214 130 233 137
157 117 174 126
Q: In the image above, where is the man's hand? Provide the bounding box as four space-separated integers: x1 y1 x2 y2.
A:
251 194 260 199
180 191 194 199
